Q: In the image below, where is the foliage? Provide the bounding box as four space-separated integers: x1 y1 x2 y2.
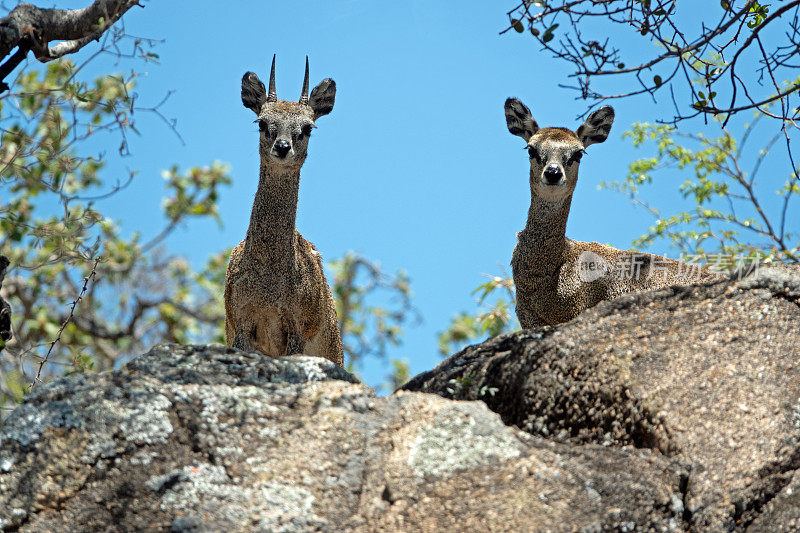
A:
0 60 231 407
383 358 410 393
331 252 418 372
439 274 517 357
604 117 799 263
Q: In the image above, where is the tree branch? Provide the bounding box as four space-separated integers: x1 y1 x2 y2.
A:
0 0 142 92
506 0 800 125
29 256 99 390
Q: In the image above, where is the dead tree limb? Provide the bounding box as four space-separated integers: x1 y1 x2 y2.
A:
0 0 143 92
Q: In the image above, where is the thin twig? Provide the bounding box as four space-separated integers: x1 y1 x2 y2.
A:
29 256 100 391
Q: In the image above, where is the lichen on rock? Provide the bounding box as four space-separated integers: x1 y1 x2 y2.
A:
1 343 686 531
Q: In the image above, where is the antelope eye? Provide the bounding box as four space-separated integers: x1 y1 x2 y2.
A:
568 150 585 164
527 147 541 162
258 120 268 132
300 124 313 138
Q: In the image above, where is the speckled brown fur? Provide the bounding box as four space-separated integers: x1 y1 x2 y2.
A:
225 59 343 365
504 98 723 328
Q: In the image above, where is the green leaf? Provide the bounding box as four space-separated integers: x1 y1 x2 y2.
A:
511 19 524 33
653 75 663 87
542 23 559 43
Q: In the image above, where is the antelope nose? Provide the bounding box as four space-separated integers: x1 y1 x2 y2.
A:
274 139 291 158
543 164 563 185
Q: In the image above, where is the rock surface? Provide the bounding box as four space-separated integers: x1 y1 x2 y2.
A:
403 264 800 531
3 264 799 532
1 344 688 532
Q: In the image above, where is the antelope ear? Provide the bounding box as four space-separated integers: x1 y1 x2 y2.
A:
576 106 615 147
308 78 336 119
241 72 266 115
504 98 539 141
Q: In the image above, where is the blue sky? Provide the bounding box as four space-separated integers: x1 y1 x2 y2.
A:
36 1 793 387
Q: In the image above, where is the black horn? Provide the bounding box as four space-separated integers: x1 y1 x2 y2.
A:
299 56 310 105
267 54 277 103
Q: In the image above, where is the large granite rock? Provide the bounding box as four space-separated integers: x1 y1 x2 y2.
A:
3 264 798 531
1 344 689 532
403 264 800 531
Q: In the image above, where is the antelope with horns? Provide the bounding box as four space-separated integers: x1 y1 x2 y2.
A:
224 56 343 366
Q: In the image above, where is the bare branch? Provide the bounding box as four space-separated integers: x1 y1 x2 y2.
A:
0 0 143 91
505 0 800 126
29 256 99 390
